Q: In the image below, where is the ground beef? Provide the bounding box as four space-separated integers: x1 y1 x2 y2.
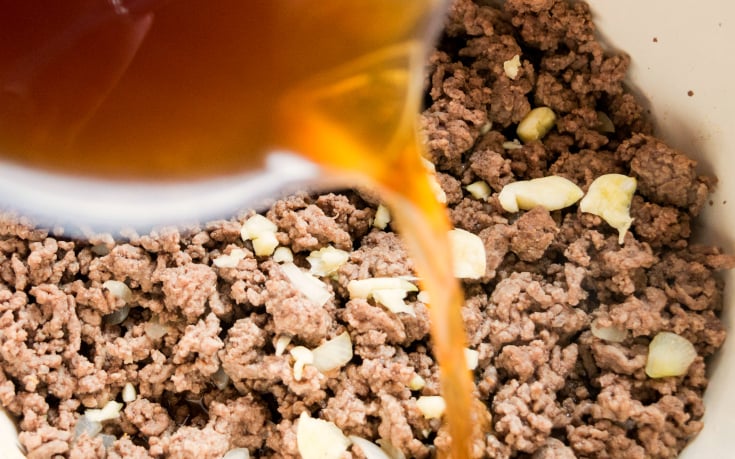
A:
1 0 733 458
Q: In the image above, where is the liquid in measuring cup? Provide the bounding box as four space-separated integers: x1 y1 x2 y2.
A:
0 1 481 457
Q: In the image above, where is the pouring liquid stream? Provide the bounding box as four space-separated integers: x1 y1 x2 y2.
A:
0 1 483 457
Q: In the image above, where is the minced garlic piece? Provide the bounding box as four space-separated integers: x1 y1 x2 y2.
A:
347 277 418 316
466 181 491 200
579 174 637 244
517 106 556 143
212 248 247 268
503 54 521 79
297 412 351 459
449 228 486 279
498 176 584 213
373 204 392 230
240 214 279 256
645 332 697 378
416 396 446 419
307 246 350 277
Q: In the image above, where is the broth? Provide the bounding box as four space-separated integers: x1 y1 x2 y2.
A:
0 1 478 457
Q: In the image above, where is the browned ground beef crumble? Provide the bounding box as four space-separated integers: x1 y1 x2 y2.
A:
1 0 733 457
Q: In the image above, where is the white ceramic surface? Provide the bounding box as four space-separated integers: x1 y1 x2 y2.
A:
1 1 733 457
587 1 735 458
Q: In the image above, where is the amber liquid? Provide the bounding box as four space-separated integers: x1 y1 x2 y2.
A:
0 1 477 457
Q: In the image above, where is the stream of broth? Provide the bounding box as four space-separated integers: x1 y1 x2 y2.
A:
0 1 480 457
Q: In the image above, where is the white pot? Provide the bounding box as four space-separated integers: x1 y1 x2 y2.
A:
1 1 733 457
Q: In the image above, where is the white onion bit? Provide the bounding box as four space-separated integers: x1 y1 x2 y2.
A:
280 262 331 307
99 433 116 449
349 436 392 459
104 304 130 326
416 396 446 419
376 439 406 459
102 280 133 303
312 332 353 373
590 319 627 343
84 401 123 423
645 332 698 378
296 412 351 459
223 447 251 459
144 317 169 339
74 415 102 440
211 366 230 390
307 246 350 278
274 335 292 356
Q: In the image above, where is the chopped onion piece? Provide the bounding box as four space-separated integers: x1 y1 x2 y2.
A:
408 374 426 391
280 263 331 307
84 401 123 423
307 246 350 277
499 176 584 213
376 439 406 459
213 248 247 268
144 317 169 339
466 181 491 200
596 111 615 133
590 319 627 343
312 332 353 373
373 204 391 230
465 348 479 371
275 335 292 356
74 415 102 439
223 448 251 459
503 54 521 80
104 304 130 326
272 246 294 263
348 277 418 316
502 140 523 150
91 244 111 256
297 412 351 459
348 278 417 299
416 396 446 419
122 382 136 402
240 214 277 238
211 366 230 390
350 436 392 459
449 229 487 279
645 332 697 378
290 346 315 381
371 289 416 316
99 434 116 449
579 174 637 244
240 215 279 256
420 158 447 203
102 280 133 303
